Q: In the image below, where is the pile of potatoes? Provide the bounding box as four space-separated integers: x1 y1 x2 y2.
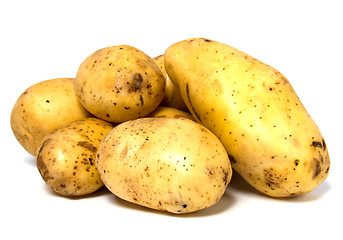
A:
10 38 330 214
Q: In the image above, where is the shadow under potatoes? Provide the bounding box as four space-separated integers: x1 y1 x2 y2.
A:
107 188 237 218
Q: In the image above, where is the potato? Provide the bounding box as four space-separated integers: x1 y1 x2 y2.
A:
10 78 92 155
36 118 114 196
153 54 188 111
164 38 330 197
147 106 194 121
74 45 165 123
96 117 232 214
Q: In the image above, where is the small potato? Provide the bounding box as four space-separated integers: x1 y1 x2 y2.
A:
74 45 165 123
96 118 232 214
10 78 92 155
153 54 188 111
36 118 114 196
147 106 194 121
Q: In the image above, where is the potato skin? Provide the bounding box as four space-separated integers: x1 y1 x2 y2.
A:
10 78 92 155
164 38 330 197
147 106 194 121
96 118 232 214
153 54 188 111
36 118 114 196
74 45 165 123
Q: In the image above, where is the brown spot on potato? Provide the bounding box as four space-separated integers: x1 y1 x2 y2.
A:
264 168 282 190
228 154 236 164
312 141 323 148
313 159 321 178
223 171 229 184
294 159 300 166
325 166 330 174
77 141 97 153
131 73 143 92
139 94 144 106
322 139 327 151
88 157 94 166
206 166 214 177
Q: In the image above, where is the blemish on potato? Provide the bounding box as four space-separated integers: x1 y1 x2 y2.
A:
312 159 321 178
77 141 97 153
228 154 236 164
139 95 144 106
223 171 229 184
264 168 282 189
322 139 327 151
311 141 323 148
294 159 300 166
206 166 215 177
131 73 143 91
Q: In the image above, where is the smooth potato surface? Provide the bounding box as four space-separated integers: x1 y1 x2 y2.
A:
10 78 91 155
36 118 114 196
96 118 232 214
153 55 188 111
147 106 194 120
164 38 330 197
74 45 165 123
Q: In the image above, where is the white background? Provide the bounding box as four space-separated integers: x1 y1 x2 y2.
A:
1 0 342 239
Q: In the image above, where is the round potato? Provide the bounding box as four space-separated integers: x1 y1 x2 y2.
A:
10 78 92 155
96 117 232 214
74 45 165 123
153 54 188 111
147 106 194 121
36 118 114 196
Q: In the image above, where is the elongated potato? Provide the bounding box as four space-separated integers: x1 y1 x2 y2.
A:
96 118 232 214
164 38 330 197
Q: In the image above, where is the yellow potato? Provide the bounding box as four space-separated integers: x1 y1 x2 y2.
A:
74 45 165 123
147 106 194 121
96 117 232 214
36 118 114 196
153 54 188 111
10 78 92 155
164 38 330 197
